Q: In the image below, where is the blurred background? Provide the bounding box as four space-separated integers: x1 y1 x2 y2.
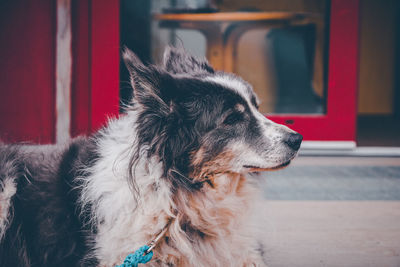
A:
1 1 400 266
0 0 399 151
0 0 399 153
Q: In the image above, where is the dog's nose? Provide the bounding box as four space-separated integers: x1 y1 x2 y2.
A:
284 133 303 150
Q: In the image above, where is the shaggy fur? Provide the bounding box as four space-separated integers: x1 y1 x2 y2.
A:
0 47 302 267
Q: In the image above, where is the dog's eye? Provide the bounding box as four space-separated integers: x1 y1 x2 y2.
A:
223 112 243 125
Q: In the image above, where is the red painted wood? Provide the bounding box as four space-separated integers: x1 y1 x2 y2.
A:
90 0 120 131
0 0 56 143
71 0 91 137
71 0 120 136
267 0 360 141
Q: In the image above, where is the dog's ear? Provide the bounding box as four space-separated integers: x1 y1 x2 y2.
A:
123 47 159 99
123 47 176 107
163 46 214 74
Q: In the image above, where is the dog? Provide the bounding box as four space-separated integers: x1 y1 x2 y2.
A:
0 47 302 266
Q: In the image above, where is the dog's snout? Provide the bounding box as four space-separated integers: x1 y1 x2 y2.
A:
284 133 303 150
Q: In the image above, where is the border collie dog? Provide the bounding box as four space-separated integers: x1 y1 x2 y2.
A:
0 47 302 266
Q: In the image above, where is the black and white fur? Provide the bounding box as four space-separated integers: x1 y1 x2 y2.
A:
0 47 302 267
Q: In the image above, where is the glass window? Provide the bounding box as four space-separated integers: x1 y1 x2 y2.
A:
121 0 329 115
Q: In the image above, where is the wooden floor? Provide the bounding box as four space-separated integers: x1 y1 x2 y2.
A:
256 156 400 266
257 201 400 267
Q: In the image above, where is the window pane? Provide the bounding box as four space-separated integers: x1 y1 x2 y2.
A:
121 0 329 115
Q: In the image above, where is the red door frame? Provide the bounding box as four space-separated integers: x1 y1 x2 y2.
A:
72 0 359 142
0 0 358 143
71 0 120 136
267 0 360 142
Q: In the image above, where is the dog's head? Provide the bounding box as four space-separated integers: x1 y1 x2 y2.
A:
123 47 302 190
